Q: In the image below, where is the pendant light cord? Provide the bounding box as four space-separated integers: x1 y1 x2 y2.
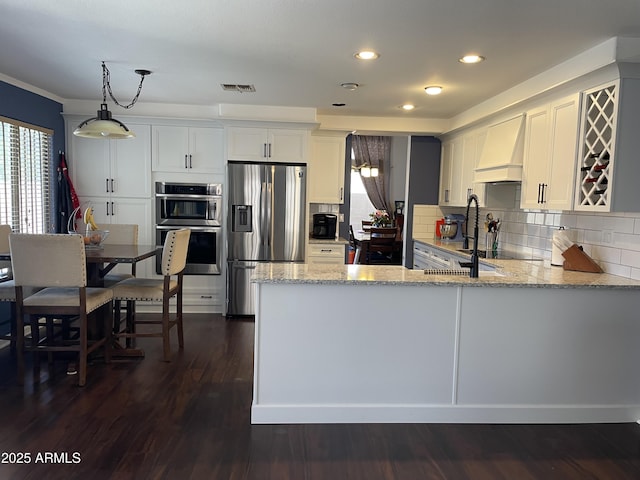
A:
102 61 149 110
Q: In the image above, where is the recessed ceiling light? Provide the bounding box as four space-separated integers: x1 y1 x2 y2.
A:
424 86 443 95
340 82 360 91
459 54 485 64
401 104 415 111
354 50 380 60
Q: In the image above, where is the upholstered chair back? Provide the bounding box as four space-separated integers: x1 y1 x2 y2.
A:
102 224 138 245
0 225 10 252
9 233 86 288
160 229 190 276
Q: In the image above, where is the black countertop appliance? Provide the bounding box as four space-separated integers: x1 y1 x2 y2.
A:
312 213 337 239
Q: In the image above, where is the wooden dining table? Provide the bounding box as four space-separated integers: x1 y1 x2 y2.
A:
84 243 161 287
0 243 160 287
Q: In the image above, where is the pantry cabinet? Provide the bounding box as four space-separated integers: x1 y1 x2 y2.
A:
521 94 579 210
308 133 346 203
152 125 223 173
575 72 640 212
227 126 308 163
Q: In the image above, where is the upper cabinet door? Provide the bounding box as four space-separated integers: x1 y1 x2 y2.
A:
309 135 346 203
438 141 453 205
152 125 190 171
521 106 551 209
111 124 152 198
70 136 110 198
545 95 579 210
227 127 269 161
267 129 308 163
189 127 224 173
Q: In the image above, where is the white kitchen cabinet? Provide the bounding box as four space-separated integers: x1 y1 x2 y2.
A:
77 196 152 243
307 244 345 265
77 196 153 278
438 140 454 205
521 94 579 210
70 123 151 199
152 125 223 173
575 73 640 212
227 126 308 163
439 131 486 207
308 134 346 203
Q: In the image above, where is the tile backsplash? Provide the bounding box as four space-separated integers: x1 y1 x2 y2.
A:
412 203 640 281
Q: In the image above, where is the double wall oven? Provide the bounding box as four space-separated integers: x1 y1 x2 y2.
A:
155 182 222 275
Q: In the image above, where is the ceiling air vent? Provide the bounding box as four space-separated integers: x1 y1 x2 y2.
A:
221 84 256 93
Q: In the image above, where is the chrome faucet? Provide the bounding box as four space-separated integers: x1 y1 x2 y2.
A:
459 194 479 278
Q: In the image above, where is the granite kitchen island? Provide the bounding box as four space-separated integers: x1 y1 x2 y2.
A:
250 261 640 424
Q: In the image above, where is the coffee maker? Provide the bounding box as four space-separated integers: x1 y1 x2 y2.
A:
439 214 466 242
312 213 337 239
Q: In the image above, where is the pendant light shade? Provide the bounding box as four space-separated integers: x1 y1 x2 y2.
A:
73 104 135 139
74 62 150 140
358 164 379 178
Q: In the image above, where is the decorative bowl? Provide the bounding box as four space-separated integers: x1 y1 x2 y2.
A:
82 230 110 247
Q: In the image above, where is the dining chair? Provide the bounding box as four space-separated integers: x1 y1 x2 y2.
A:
111 228 190 361
0 225 17 354
101 224 139 287
365 227 399 265
362 220 372 231
349 225 361 264
9 233 113 386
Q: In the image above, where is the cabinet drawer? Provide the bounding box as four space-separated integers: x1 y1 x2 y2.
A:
309 245 345 257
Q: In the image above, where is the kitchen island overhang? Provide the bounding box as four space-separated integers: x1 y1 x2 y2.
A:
251 263 640 424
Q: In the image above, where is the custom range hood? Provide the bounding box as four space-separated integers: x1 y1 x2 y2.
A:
475 114 525 182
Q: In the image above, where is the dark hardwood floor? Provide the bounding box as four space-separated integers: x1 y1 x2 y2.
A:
0 313 639 480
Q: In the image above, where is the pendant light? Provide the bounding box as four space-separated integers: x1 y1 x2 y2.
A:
74 62 151 139
358 164 379 178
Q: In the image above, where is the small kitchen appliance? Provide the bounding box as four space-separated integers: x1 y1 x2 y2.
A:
439 214 466 242
312 213 337 239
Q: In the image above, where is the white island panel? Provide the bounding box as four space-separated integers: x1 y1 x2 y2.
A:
253 283 459 422
457 287 640 407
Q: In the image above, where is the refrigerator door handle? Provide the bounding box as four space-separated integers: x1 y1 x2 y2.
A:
260 181 267 247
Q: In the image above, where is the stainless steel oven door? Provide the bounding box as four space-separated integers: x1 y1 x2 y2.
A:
155 225 221 275
155 194 222 226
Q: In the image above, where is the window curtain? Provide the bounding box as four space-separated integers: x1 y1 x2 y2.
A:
352 135 392 215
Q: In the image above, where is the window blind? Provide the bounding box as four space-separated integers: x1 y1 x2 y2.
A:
0 117 52 233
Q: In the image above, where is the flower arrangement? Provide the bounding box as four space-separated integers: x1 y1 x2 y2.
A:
369 210 391 227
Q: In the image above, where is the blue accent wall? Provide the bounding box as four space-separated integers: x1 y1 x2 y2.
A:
0 80 65 156
0 80 65 233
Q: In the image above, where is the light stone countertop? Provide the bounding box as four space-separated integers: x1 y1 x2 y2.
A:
253 237 640 289
308 236 349 245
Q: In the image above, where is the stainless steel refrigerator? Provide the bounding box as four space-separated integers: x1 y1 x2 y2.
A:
226 161 306 316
